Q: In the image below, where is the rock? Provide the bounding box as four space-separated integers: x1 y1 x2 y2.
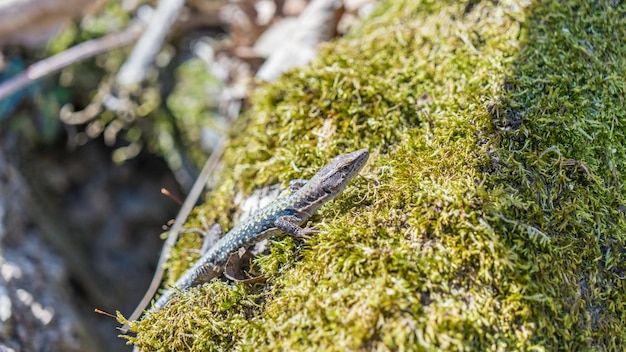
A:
0 150 96 351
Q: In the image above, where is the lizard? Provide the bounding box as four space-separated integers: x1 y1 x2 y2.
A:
137 148 369 317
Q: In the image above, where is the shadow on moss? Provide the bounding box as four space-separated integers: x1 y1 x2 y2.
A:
484 1 626 349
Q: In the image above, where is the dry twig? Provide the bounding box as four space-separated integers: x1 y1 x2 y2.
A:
0 24 144 102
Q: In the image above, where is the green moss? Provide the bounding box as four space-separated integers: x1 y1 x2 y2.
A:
123 0 626 350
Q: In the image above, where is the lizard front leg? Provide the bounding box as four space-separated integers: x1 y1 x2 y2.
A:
274 215 319 239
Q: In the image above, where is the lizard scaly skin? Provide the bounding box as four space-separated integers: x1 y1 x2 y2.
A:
150 149 369 311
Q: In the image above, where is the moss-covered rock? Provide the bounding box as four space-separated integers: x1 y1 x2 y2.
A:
122 0 626 350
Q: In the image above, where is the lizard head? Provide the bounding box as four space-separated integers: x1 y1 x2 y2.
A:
313 149 369 198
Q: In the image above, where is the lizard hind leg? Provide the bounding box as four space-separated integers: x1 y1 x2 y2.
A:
200 222 223 254
178 220 222 255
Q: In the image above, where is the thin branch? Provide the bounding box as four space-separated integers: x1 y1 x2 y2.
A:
256 0 343 81
0 23 144 102
121 136 226 334
116 0 185 87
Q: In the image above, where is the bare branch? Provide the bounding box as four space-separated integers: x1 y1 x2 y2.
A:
0 23 144 102
116 0 185 88
120 136 226 334
256 0 343 81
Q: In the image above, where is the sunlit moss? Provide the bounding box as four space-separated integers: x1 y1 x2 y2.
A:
123 0 626 350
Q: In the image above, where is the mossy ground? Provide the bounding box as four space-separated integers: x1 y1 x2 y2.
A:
121 0 626 350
